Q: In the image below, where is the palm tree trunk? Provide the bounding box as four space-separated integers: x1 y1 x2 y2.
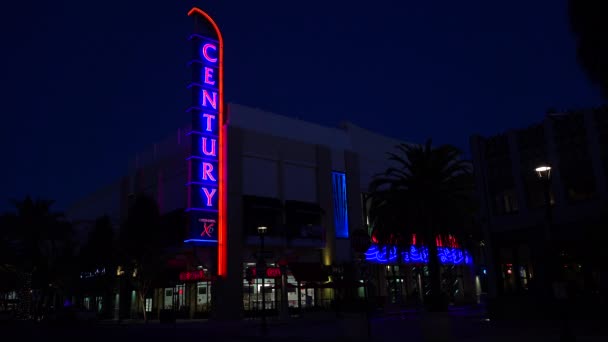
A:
425 213 446 312
396 246 404 304
427 241 444 311
139 291 147 322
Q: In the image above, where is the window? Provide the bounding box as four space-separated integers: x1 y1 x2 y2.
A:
145 298 152 312
243 195 283 236
198 287 207 295
165 289 173 297
492 189 519 215
285 200 323 238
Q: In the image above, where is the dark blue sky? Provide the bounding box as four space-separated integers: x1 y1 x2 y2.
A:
0 0 604 212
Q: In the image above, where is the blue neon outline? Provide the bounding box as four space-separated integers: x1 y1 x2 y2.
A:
365 244 472 265
188 82 218 93
184 239 219 244
187 34 219 43
185 106 217 114
186 181 218 186
331 171 349 238
186 155 218 162
185 207 219 213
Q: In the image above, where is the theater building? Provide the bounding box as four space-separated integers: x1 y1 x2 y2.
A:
67 8 479 319
68 101 415 318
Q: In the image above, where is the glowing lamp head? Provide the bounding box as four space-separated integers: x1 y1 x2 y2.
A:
257 226 268 235
535 165 551 179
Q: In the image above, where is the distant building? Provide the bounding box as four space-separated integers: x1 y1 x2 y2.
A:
470 107 608 301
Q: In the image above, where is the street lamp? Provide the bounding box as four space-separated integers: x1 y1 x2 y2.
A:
257 226 268 334
535 165 552 180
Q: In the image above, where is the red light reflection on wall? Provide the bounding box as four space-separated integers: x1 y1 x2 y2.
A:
250 267 282 278
179 270 207 282
371 232 461 248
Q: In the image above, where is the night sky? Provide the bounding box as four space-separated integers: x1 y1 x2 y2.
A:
1 0 604 212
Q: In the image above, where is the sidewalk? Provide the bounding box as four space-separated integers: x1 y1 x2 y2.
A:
7 310 607 341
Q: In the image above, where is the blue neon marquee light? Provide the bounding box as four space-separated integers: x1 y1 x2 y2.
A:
331 171 349 238
364 244 472 265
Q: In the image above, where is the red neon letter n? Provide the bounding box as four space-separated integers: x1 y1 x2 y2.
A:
202 90 217 110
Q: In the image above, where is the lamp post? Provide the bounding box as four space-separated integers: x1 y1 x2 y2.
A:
534 165 553 295
536 165 574 341
351 228 372 341
257 226 268 335
535 165 553 240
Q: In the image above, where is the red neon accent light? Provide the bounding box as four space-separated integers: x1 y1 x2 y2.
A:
188 7 227 278
179 270 207 282
250 267 282 278
371 231 460 248
266 267 281 278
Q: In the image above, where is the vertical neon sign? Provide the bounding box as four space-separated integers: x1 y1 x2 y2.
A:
185 7 227 278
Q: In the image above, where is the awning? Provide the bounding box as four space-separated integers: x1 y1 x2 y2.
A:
272 283 298 289
285 200 325 215
288 262 328 283
321 280 365 289
244 195 283 211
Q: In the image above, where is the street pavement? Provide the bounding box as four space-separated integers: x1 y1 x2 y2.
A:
2 307 607 341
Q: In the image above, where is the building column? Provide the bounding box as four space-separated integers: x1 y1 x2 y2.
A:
469 135 498 299
507 131 529 217
543 118 567 207
213 126 245 320
316 145 334 266
189 283 196 319
584 111 608 199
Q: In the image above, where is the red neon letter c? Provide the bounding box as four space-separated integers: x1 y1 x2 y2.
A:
202 43 217 63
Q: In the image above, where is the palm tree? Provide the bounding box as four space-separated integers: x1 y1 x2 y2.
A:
368 139 475 311
4 196 74 317
119 193 167 321
78 215 116 317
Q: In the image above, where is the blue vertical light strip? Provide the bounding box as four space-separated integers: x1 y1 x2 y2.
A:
332 171 349 238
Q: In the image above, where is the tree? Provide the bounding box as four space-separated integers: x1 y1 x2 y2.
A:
119 193 167 321
80 215 115 270
2 196 75 317
569 0 608 99
78 215 116 316
368 140 475 311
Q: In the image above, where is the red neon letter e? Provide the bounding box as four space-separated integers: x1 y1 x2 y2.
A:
204 67 215 86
